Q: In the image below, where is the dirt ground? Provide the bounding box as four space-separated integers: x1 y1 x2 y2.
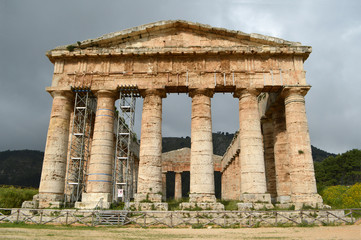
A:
0 224 360 240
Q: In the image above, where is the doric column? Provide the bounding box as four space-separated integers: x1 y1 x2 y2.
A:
261 117 277 201
235 88 271 203
39 90 73 208
136 89 165 202
272 104 291 203
78 90 116 209
283 87 322 205
189 89 215 203
162 171 167 201
174 172 182 200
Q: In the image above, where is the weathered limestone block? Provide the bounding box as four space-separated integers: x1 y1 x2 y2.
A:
79 90 116 209
189 89 216 203
238 202 274 211
235 88 271 203
38 91 73 208
129 202 168 211
180 202 225 210
283 87 322 205
136 89 165 202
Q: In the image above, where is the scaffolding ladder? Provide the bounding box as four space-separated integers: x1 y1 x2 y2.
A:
65 88 97 204
113 86 139 208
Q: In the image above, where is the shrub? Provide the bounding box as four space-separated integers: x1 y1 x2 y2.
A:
0 185 38 208
320 183 361 209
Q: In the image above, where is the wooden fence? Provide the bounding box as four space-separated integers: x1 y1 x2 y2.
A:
1 208 360 228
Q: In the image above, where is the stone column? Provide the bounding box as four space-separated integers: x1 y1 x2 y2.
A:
283 87 322 206
189 89 216 203
77 90 116 209
235 89 271 203
39 90 73 208
136 89 165 202
162 171 167 201
174 172 182 200
262 117 277 201
272 104 291 203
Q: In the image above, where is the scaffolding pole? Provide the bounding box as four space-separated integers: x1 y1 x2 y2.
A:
65 88 97 204
113 86 139 208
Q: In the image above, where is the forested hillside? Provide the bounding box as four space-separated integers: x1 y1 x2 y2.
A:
315 149 361 188
0 150 43 187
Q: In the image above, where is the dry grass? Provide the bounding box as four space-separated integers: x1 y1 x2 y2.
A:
0 224 360 240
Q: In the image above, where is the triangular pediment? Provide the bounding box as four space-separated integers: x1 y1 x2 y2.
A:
47 20 311 60
51 20 303 50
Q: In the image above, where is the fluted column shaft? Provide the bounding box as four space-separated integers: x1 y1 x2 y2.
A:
174 172 182 200
272 105 291 203
39 91 73 208
236 89 270 202
284 88 321 203
86 90 116 195
262 118 277 199
189 89 215 203
136 89 164 202
162 171 167 201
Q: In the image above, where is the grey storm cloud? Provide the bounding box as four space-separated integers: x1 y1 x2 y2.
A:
0 0 360 154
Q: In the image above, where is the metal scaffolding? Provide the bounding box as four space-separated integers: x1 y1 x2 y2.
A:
113 86 139 207
65 88 97 204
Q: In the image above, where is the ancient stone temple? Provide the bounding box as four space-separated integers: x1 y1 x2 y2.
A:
35 20 323 210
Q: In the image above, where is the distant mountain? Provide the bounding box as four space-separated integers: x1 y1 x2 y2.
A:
162 131 234 156
0 150 43 187
311 145 336 162
0 133 336 188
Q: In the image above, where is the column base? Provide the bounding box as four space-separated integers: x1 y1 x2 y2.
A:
240 193 272 203
189 193 216 203
38 193 64 208
134 193 162 203
291 193 324 210
75 193 111 209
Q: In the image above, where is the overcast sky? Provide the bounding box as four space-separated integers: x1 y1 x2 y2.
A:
1 0 360 154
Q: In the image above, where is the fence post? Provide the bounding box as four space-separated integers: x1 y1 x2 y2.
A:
144 212 146 227
65 211 69 225
170 212 173 228
16 209 20 222
274 211 278 226
39 211 43 224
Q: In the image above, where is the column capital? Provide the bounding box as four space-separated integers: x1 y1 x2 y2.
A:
233 88 260 98
50 90 74 100
282 86 311 98
188 88 213 98
139 88 166 98
94 89 118 98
